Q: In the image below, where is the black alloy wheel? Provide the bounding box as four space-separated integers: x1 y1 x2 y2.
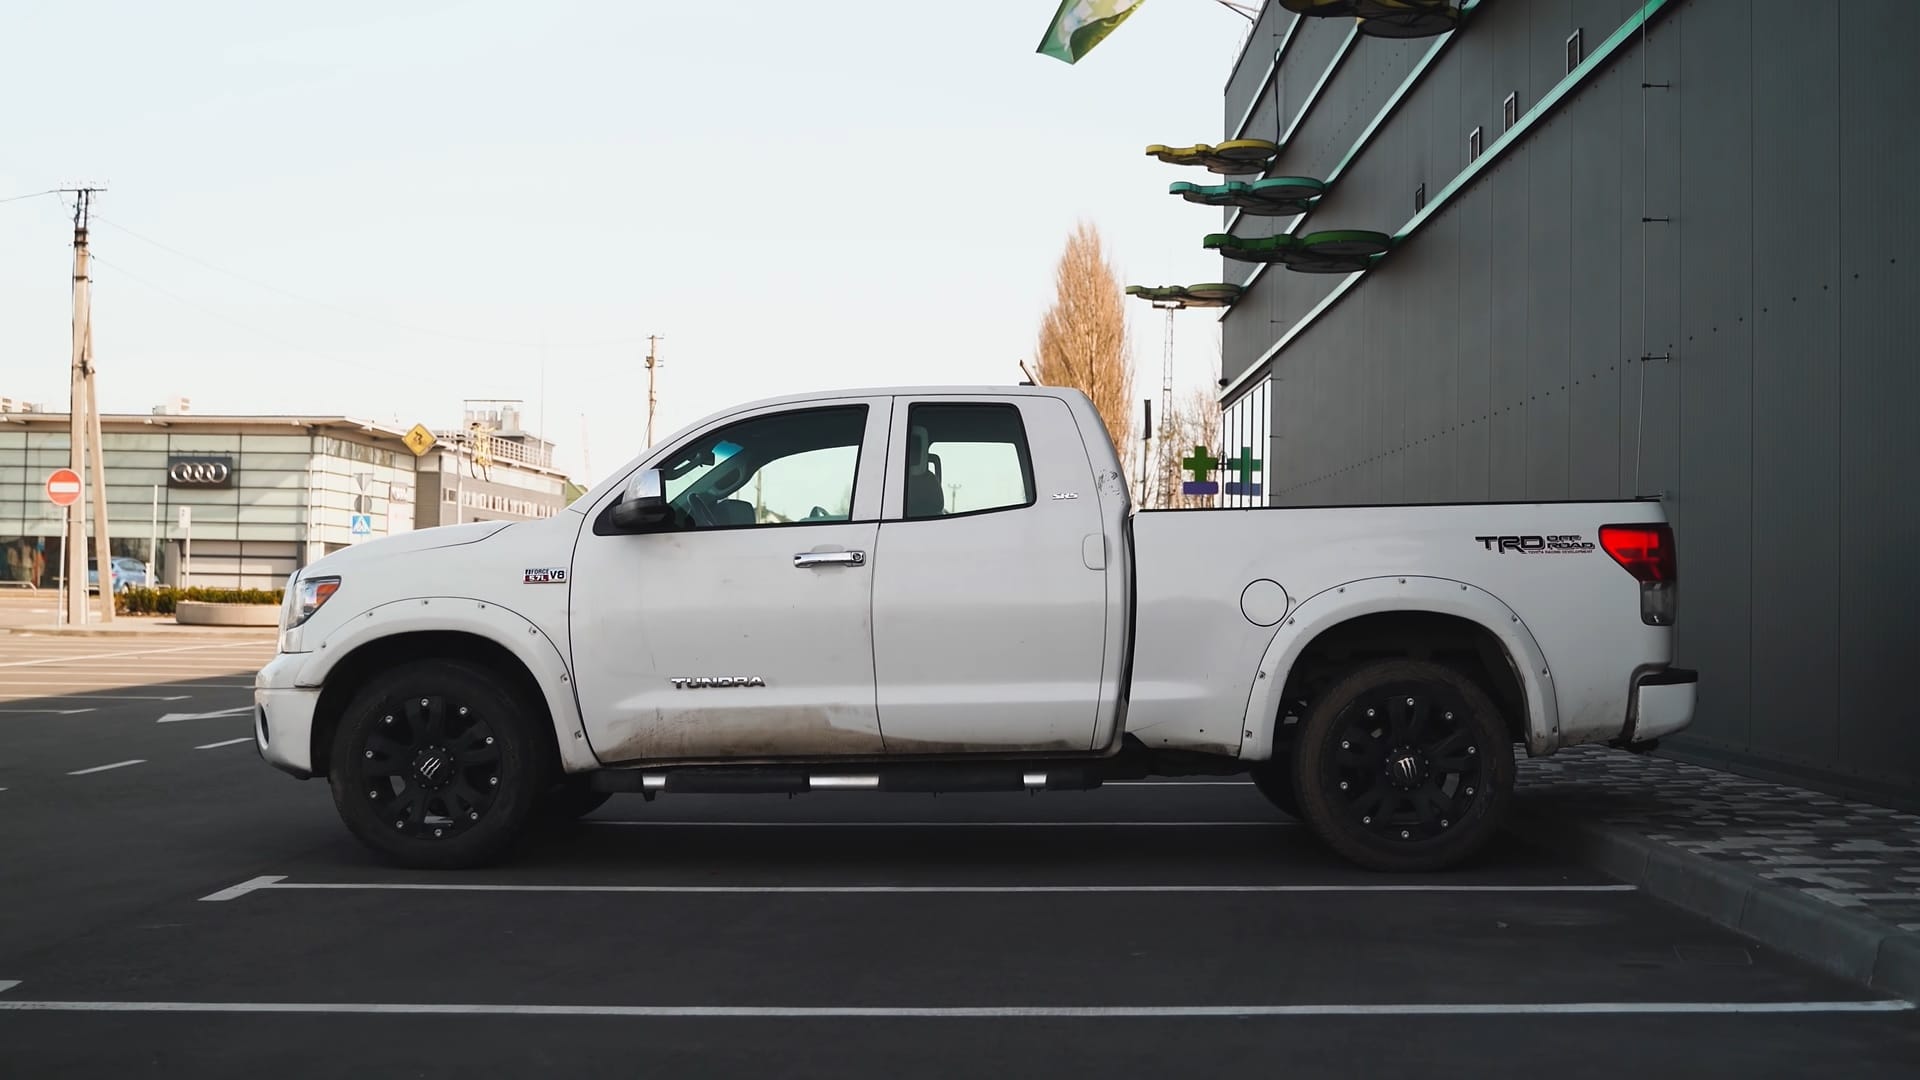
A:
329 659 543 868
1293 659 1514 872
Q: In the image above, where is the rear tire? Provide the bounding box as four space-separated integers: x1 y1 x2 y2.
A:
1291 659 1514 872
327 659 544 869
1248 759 1301 819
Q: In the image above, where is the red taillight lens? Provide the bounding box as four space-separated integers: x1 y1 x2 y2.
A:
1599 524 1675 583
1600 523 1677 625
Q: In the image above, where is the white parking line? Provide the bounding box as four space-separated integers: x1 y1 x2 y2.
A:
194 737 254 750
1108 780 1254 786
585 820 1290 828
66 760 145 776
199 876 1636 901
0 641 269 669
0 694 190 702
0 708 94 715
0 997 1904 1018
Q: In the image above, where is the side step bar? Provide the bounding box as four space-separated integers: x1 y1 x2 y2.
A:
590 763 1105 796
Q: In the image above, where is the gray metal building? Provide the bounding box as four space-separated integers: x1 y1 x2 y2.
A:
1212 0 1918 805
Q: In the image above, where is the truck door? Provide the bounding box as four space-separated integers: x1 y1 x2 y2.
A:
871 395 1112 753
568 399 892 763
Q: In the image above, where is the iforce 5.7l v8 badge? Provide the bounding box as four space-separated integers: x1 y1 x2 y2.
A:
523 567 568 584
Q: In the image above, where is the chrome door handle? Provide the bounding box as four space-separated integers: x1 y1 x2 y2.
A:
793 550 866 568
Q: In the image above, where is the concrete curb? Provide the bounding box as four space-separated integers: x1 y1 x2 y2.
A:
0 624 272 640
1506 814 1920 1000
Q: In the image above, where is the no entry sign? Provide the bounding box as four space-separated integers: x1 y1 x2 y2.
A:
46 468 81 507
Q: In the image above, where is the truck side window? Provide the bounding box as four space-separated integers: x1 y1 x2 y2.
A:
658 405 866 528
901 403 1035 520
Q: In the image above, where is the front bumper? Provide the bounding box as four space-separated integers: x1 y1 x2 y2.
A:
1626 667 1698 743
255 651 320 778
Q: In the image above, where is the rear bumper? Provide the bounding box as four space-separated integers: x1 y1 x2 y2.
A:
254 652 320 778
1625 667 1697 744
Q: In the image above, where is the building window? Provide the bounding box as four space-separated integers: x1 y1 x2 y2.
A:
1502 92 1518 132
1414 182 1427 212
1566 29 1584 73
1467 125 1483 162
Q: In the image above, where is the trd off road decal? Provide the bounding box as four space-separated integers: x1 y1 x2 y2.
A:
1474 534 1595 554
523 567 569 584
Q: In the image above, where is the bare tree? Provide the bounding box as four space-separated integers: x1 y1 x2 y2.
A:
1151 386 1222 509
1036 222 1133 455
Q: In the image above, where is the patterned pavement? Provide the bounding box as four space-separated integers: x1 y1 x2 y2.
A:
1517 746 1920 934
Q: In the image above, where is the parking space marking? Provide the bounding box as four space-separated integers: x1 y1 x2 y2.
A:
0 708 95 715
1108 780 1253 786
194 737 255 751
0 998 1905 1018
0 641 270 669
66 760 146 776
585 820 1291 829
199 877 1637 901
0 694 190 702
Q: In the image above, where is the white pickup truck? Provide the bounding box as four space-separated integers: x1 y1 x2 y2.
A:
255 385 1695 872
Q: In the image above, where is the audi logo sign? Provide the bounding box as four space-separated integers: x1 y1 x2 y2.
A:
166 456 235 488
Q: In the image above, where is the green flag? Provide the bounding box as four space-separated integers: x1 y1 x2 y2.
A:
1036 0 1147 64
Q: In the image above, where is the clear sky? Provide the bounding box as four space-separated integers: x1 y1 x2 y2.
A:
0 0 1248 484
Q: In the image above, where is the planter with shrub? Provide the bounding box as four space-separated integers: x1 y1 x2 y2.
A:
117 586 284 626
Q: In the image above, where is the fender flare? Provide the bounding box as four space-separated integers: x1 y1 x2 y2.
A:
295 596 599 773
1238 575 1560 761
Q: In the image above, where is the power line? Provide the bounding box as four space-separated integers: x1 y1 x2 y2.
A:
89 214 641 350
0 189 58 205
85 251 407 382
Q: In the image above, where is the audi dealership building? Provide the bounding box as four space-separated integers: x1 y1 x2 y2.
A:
0 401 572 591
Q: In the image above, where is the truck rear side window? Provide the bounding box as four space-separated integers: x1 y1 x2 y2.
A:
901 403 1035 520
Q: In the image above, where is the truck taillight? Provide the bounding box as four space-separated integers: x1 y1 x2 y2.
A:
1600 523 1676 626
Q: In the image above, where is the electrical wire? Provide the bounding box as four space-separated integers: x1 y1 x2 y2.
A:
89 214 641 350
0 189 58 205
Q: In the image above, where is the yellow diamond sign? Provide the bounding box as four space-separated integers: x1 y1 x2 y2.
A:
402 423 438 457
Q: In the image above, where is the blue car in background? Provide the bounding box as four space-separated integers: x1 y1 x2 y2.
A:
87 556 150 593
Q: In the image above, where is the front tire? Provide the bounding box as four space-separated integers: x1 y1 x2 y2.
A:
327 659 544 869
1291 659 1514 872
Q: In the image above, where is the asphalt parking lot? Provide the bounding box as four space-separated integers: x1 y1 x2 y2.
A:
0 632 1915 1078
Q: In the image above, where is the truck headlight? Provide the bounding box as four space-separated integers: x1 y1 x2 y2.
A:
292 576 341 627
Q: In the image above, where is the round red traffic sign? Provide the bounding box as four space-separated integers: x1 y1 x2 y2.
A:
46 468 81 507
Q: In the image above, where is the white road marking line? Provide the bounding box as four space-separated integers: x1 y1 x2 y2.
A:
1108 780 1254 786
0 999 1905 1018
66 759 146 776
158 706 254 724
585 820 1291 828
194 737 254 750
210 880 1639 898
0 981 17 995
198 876 286 902
0 641 269 669
0 694 190 702
0 708 94 715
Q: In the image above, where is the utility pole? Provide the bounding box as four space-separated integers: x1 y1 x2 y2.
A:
644 334 664 447
62 187 112 624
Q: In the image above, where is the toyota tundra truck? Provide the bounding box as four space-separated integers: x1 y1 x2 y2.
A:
254 384 1695 872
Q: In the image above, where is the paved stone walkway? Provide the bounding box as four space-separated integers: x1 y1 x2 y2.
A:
1518 746 1920 934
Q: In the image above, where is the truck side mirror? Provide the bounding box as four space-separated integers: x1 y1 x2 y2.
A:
608 469 672 533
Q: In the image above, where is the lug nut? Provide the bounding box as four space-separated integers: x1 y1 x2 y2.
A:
1441 819 1450 828
1445 712 1454 720
488 777 498 786
1339 781 1349 790
1342 740 1351 749
364 750 373 759
433 828 443 838
458 707 468 716
420 698 429 706
1466 786 1475 795
369 790 378 798
1401 830 1410 839
1468 746 1476 754
485 737 494 746
383 715 393 724
469 811 479 820
393 820 403 828
1366 708 1376 717
1405 697 1414 706
1362 816 1372 824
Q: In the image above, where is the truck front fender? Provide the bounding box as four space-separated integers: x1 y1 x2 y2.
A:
1238 576 1560 762
297 596 598 773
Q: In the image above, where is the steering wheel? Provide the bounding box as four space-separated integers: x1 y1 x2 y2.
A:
683 491 720 528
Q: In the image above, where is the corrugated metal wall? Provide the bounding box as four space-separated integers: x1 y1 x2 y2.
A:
1216 0 1920 805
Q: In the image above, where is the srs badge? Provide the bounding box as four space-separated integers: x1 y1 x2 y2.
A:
523 567 568 584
